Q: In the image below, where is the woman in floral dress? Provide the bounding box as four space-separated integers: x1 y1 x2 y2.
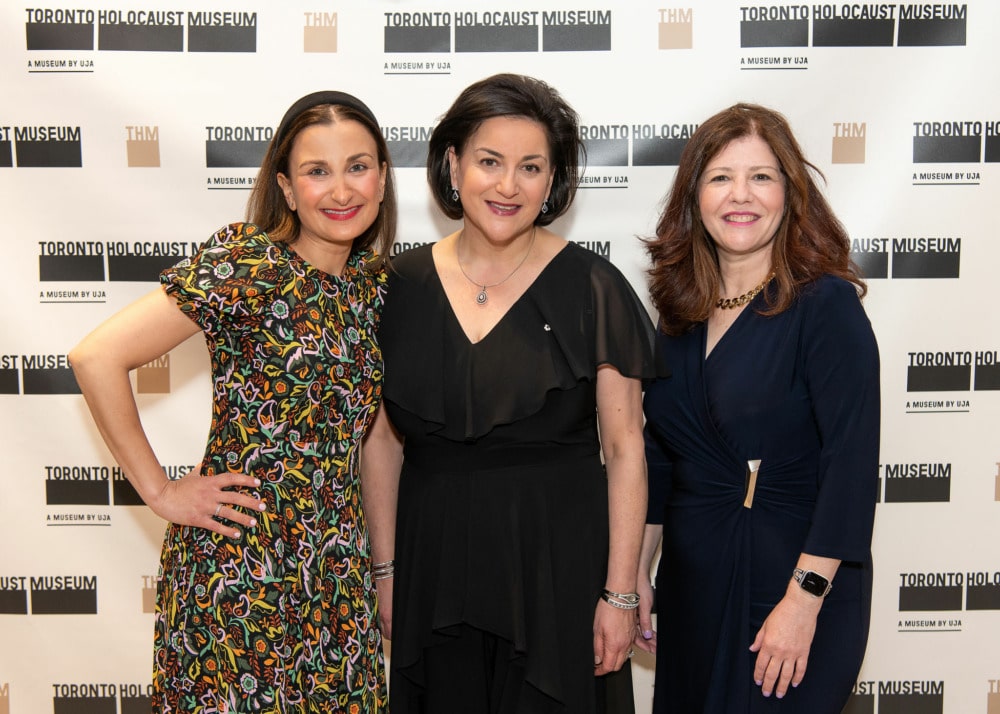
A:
69 91 396 713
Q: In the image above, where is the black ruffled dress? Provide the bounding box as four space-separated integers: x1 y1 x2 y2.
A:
379 243 658 713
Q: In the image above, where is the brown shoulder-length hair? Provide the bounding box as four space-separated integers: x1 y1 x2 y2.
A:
245 104 397 268
426 73 583 227
646 102 864 335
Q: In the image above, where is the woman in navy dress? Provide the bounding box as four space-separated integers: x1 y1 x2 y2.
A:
635 103 880 713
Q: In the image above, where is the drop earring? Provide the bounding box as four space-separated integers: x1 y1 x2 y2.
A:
451 187 460 202
541 199 550 215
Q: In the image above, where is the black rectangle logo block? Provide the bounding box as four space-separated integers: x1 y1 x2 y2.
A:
883 478 950 503
46 481 109 506
852 251 888 279
121 697 153 714
813 19 894 46
39 255 105 281
842 693 875 714
740 20 807 47
54 697 116 714
965 583 1000 610
0 368 18 394
113 479 146 506
455 25 536 52
542 23 611 51
32 587 98 614
0 589 29 614
16 140 83 167
633 138 687 167
187 26 256 52
985 136 1000 163
898 19 966 46
584 139 628 167
205 141 267 168
22 368 81 395
99 24 183 51
974 364 1000 390
108 255 183 282
0 140 12 166
387 140 428 168
26 22 94 50
384 26 450 53
891 251 960 279
913 136 980 163
898 585 962 611
878 693 943 714
906 365 970 392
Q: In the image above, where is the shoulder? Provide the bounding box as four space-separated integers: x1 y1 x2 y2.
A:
796 274 866 319
387 242 434 281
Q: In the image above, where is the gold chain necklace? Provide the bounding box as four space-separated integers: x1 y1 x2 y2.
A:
716 271 775 310
456 226 537 305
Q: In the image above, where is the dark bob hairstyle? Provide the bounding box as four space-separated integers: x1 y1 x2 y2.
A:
426 73 583 227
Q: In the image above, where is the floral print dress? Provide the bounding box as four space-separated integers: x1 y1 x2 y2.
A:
156 222 386 713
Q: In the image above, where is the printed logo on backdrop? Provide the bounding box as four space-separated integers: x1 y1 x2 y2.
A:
845 680 944 714
738 4 967 70
904 349 1000 413
896 569 1000 632
24 9 258 72
0 575 97 614
879 463 951 503
304 12 337 52
52 683 153 714
382 10 611 75
0 125 82 167
36 239 195 303
912 120 996 185
658 9 693 49
44 462 190 524
850 236 960 280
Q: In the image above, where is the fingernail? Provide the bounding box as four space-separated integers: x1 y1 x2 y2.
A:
777 692 784 699
258 502 266 511
232 530 240 538
248 518 256 527
253 478 261 486
755 680 763 686
594 657 602 665
643 630 653 639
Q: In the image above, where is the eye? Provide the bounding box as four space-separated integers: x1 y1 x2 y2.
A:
707 174 729 182
521 163 541 174
349 162 370 173
752 172 774 181
480 157 499 168
307 166 327 176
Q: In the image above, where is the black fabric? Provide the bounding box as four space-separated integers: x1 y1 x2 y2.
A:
380 242 658 713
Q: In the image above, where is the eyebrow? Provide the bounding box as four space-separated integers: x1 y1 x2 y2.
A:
474 146 548 162
297 152 376 168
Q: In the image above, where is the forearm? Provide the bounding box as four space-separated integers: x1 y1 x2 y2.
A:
360 408 403 564
638 523 663 585
604 449 646 594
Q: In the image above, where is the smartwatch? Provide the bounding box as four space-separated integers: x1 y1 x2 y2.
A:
792 568 832 598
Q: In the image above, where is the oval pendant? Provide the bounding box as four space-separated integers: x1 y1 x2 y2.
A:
476 289 488 305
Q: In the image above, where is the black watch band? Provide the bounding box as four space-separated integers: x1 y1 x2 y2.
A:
792 568 832 598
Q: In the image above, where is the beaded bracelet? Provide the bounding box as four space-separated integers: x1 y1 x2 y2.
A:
373 559 395 581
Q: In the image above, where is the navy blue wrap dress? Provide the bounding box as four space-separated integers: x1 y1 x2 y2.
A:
643 275 880 713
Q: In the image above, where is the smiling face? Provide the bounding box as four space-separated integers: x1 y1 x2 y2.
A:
449 116 555 245
276 119 385 263
698 133 786 269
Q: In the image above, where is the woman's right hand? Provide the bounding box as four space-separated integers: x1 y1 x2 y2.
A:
150 466 265 538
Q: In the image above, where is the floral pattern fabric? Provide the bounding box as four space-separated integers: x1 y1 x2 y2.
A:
156 222 387 713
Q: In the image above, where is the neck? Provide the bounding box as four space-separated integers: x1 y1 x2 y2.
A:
290 234 352 276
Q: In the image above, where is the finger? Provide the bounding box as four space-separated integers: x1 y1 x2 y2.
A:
633 631 656 654
790 655 808 688
202 515 241 540
775 659 796 699
753 647 768 685
214 504 260 530
219 472 262 489
761 657 783 697
222 491 268 514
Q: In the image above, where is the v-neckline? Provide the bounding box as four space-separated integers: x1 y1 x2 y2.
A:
431 242 572 346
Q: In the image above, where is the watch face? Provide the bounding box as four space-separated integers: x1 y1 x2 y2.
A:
801 570 829 596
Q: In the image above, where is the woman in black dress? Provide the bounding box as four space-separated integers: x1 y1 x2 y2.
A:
361 74 658 713
636 103 880 713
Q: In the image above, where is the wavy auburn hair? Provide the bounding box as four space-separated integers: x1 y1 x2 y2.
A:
646 103 864 335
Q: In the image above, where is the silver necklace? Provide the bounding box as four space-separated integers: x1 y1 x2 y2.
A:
456 227 537 305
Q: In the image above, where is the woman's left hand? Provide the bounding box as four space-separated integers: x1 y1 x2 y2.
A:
593 599 637 676
748 588 822 698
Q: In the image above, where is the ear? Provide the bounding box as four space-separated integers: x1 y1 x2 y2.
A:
447 146 459 188
276 173 295 209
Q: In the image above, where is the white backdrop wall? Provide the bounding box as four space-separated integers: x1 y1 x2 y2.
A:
1 1 998 713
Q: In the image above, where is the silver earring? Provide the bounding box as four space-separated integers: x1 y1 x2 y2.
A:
541 199 550 215
451 187 460 202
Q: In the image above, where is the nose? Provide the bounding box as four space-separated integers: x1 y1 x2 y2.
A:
729 177 751 202
495 168 518 198
330 175 352 204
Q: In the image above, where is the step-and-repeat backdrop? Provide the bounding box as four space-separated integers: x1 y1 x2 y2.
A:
1 1 998 712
